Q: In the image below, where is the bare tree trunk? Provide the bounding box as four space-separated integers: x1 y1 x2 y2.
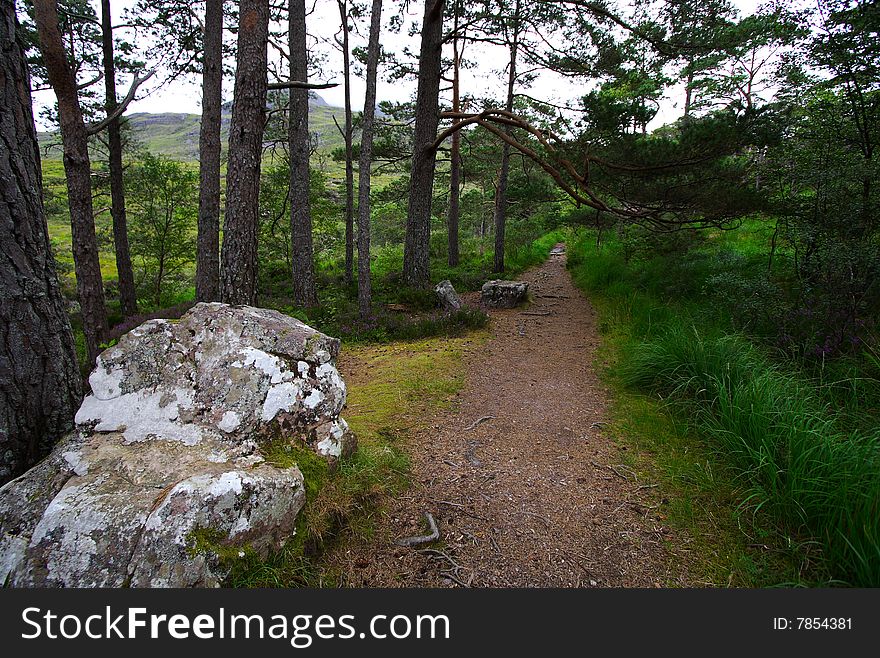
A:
1 0 82 485
289 0 318 307
34 0 108 365
403 0 445 289
358 0 383 319
683 65 693 118
493 0 520 274
100 0 137 317
196 0 223 302
338 0 355 287
447 0 461 268
220 0 268 306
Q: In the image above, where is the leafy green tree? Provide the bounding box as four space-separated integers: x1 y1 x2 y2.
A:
126 154 197 308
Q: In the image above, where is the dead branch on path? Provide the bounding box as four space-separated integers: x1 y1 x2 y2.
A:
464 415 494 431
395 512 440 547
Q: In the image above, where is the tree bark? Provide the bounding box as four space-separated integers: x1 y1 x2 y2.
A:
100 0 137 317
34 0 108 365
493 0 520 274
447 0 461 268
289 0 318 307
338 0 355 287
403 0 445 289
358 0 383 319
0 0 82 485
196 0 223 302
220 0 268 306
683 63 693 118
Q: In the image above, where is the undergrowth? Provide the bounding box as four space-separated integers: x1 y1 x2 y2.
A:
568 226 880 586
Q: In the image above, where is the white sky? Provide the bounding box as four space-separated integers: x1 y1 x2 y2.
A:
32 0 762 130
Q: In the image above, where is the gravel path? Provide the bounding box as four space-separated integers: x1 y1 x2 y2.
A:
333 248 686 587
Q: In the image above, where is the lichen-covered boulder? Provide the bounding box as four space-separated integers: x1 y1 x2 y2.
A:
481 280 529 308
0 303 354 587
435 279 463 312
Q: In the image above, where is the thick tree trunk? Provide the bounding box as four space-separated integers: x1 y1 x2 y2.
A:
101 0 137 317
403 0 445 289
220 0 268 306
447 1 461 268
357 0 383 319
289 0 318 307
0 0 82 485
338 0 355 287
493 0 520 274
34 0 108 365
196 0 223 302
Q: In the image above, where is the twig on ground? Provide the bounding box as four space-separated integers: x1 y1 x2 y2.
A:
518 510 550 526
522 311 552 316
440 570 471 588
591 460 630 481
395 512 440 547
464 415 494 431
416 548 462 571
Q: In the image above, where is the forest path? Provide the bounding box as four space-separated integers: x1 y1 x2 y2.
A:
333 247 686 587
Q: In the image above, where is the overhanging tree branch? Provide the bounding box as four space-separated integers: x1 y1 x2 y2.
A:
267 80 339 90
86 69 155 135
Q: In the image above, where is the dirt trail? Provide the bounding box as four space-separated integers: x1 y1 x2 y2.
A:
333 248 686 587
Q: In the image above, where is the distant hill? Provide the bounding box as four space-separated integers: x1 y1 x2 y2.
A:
37 93 347 162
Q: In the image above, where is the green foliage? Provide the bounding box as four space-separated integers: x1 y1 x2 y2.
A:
125 153 197 308
621 324 880 586
567 227 880 586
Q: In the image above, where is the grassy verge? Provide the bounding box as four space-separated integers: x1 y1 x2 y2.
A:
220 335 479 586
567 227 880 586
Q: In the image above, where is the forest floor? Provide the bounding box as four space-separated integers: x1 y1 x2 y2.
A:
329 247 691 587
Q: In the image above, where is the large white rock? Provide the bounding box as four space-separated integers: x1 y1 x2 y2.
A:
0 303 355 587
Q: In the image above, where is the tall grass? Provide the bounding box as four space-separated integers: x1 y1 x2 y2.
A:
621 324 880 585
567 229 880 586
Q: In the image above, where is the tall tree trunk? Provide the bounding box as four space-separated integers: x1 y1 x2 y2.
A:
493 0 520 274
0 0 82 485
358 0 383 319
220 0 268 306
196 0 223 302
403 0 445 289
338 0 355 287
683 64 694 118
447 0 461 268
289 0 318 307
34 0 108 365
100 0 137 317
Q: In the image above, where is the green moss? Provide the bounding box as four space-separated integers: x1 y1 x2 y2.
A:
186 526 257 563
261 438 330 501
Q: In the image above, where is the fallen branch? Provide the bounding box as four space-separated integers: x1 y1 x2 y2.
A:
464 415 494 431
395 512 440 547
522 311 552 316
591 460 630 481
440 570 472 588
416 548 462 571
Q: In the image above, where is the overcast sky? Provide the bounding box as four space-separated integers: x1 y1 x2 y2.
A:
32 0 762 130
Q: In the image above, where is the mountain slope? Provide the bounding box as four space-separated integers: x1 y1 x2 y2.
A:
37 94 347 162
